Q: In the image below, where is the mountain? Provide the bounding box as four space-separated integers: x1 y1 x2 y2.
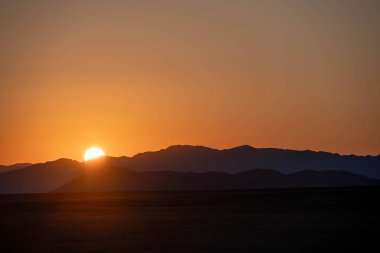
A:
105 145 380 179
0 159 82 194
0 163 32 173
1 145 379 194
54 167 380 193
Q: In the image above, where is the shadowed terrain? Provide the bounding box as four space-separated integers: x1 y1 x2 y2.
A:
0 163 31 173
54 167 379 193
106 145 380 178
0 187 379 253
0 159 82 194
1 145 379 194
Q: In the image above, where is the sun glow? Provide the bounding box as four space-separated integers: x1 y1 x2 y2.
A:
84 147 105 161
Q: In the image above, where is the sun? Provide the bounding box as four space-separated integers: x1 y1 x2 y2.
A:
84 147 105 161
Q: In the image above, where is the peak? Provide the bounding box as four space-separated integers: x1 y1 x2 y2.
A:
54 158 79 163
165 145 214 151
228 145 255 151
42 158 80 166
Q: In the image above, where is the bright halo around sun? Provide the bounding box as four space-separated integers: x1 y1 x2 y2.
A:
84 147 105 161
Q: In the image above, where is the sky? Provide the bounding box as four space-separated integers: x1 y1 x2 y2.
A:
1 0 379 164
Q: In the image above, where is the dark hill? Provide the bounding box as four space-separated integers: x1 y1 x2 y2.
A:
54 167 379 193
0 163 32 173
0 159 82 194
105 145 380 179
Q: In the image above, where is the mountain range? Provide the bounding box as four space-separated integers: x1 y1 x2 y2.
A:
106 145 380 178
1 145 379 194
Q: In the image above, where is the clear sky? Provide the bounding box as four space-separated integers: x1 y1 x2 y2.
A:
1 0 379 164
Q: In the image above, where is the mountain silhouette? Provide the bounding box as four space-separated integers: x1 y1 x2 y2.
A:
105 145 380 179
54 167 379 193
0 163 32 173
0 159 82 194
1 145 380 194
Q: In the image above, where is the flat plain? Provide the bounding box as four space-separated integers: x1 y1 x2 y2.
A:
1 187 379 253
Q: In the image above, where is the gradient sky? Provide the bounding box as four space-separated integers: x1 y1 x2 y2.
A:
1 0 379 164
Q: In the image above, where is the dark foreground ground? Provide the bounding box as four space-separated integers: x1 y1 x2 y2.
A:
0 187 379 253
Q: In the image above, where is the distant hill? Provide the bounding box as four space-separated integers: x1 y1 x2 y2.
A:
0 159 82 194
54 167 380 193
0 163 32 173
105 145 380 179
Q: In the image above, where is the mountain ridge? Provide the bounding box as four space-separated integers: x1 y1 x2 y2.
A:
105 145 380 179
0 159 82 194
0 163 32 173
1 144 380 194
53 167 380 193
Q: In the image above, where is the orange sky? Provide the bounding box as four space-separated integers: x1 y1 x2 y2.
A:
1 0 379 164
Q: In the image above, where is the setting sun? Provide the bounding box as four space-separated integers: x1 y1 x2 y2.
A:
84 147 105 161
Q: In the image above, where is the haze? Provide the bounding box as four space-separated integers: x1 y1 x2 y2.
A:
1 0 379 164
